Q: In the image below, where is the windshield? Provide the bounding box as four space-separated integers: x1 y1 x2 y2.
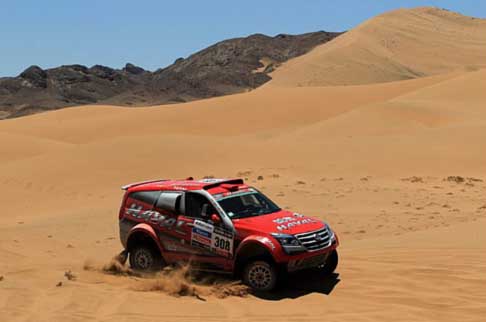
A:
216 190 281 219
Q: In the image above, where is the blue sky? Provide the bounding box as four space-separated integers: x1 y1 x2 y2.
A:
1 0 485 76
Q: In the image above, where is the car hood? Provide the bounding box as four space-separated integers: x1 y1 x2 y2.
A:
232 209 325 235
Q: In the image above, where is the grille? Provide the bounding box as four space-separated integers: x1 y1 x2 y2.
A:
295 227 331 251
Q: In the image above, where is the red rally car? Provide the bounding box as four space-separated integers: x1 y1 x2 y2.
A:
118 178 339 291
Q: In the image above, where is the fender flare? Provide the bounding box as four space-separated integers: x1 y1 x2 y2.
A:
235 235 278 262
126 223 164 254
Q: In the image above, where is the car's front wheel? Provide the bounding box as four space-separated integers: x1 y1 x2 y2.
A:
129 245 163 272
243 260 277 292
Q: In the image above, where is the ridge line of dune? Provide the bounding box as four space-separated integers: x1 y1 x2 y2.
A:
269 6 486 87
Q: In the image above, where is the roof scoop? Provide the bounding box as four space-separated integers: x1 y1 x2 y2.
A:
220 183 240 191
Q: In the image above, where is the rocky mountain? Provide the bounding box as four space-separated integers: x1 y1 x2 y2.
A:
0 31 342 119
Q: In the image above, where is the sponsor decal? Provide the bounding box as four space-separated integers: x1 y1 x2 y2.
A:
256 236 276 250
214 188 255 200
190 220 234 257
162 240 183 252
197 178 223 183
194 220 214 231
273 213 318 231
191 220 214 250
125 203 186 234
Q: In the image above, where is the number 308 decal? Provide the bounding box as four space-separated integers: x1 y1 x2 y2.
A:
214 236 231 251
211 226 234 256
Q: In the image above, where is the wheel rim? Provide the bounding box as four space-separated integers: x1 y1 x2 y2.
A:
248 263 272 289
134 249 153 270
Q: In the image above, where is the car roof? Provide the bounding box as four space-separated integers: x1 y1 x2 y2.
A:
123 178 247 194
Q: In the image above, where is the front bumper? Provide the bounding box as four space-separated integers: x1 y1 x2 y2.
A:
285 241 338 272
279 235 339 272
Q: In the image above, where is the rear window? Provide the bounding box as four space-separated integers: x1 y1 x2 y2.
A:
128 191 161 206
155 192 182 213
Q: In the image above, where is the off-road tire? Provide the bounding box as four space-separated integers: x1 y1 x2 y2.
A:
129 245 163 272
243 260 277 292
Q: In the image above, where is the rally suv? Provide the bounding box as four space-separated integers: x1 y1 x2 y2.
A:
118 178 339 291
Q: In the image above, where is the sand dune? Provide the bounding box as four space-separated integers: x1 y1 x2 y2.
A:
269 7 486 86
1 68 485 321
270 69 486 175
1 6 485 322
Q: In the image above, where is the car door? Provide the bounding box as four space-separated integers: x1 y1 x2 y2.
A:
150 191 193 255
175 191 235 269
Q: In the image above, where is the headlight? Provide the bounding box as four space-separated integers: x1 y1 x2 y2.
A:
271 233 301 246
325 222 336 241
271 233 306 254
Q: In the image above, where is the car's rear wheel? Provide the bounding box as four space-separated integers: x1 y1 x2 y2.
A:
243 260 277 292
129 245 163 272
319 249 338 276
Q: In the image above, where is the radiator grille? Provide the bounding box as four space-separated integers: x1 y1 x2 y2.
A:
295 227 331 251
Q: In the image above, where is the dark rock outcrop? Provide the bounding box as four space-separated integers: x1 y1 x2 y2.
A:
19 65 48 88
123 63 146 75
0 30 342 119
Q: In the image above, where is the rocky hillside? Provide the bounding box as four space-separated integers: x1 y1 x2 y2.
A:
0 31 341 119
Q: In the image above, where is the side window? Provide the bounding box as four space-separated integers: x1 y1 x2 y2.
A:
128 191 161 208
154 192 182 215
185 192 217 219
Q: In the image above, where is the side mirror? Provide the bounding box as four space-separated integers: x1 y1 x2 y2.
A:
211 213 221 224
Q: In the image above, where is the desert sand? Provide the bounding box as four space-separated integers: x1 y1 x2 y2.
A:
270 7 486 86
0 7 485 322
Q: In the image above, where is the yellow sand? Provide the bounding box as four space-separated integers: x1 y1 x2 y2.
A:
0 6 485 322
269 7 486 86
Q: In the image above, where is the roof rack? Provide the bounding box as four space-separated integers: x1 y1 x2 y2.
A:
202 178 244 190
121 179 168 190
